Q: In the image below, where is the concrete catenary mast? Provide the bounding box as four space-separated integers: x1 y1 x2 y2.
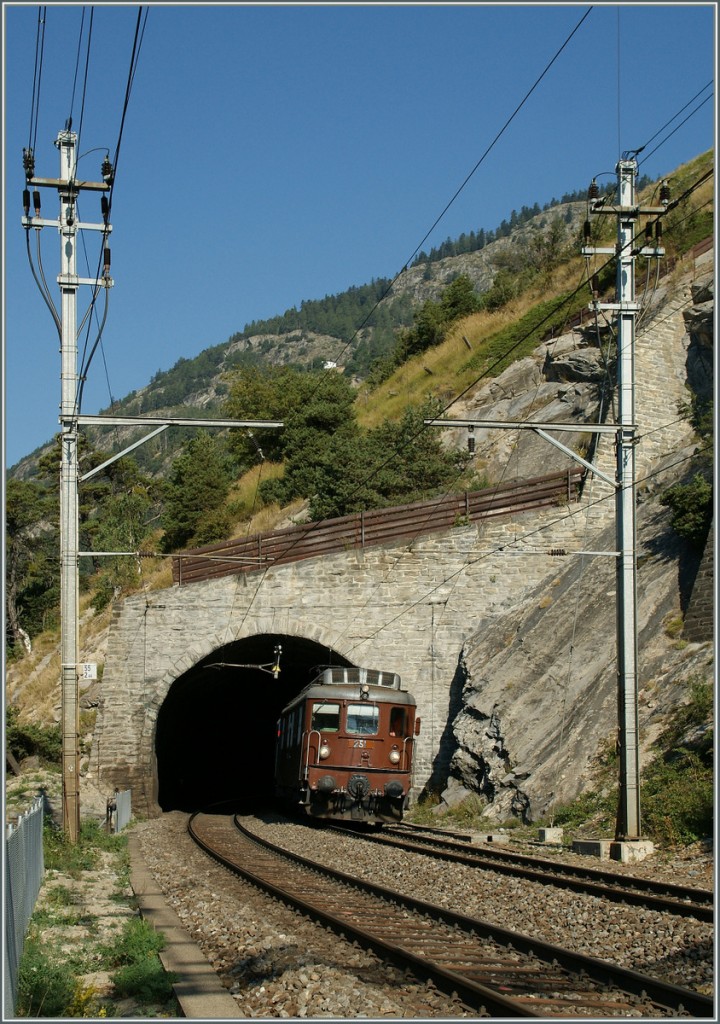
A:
427 156 668 848
22 128 282 841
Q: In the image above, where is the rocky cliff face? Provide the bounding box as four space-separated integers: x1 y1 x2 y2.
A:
437 255 714 822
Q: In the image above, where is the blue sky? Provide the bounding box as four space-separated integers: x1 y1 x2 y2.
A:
3 2 716 469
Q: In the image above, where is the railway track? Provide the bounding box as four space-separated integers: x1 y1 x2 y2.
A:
339 822 714 921
189 812 713 1018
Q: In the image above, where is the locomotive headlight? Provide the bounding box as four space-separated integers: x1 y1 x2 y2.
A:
388 749 401 764
319 743 331 760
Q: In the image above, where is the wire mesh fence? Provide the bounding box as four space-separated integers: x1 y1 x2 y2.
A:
4 797 44 1018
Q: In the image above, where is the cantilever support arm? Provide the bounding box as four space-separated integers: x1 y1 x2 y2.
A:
532 427 616 488
424 417 620 488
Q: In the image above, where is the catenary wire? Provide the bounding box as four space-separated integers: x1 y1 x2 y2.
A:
244 200 712 655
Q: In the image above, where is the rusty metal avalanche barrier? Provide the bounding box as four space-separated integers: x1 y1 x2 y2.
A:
188 812 713 1018
173 466 585 586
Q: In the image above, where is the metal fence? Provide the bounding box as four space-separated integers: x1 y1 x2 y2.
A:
106 789 132 833
173 466 585 587
4 797 44 1018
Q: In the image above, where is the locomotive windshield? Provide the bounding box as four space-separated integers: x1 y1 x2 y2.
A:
346 703 379 735
311 702 340 732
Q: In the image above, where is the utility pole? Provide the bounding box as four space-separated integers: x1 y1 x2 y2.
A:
23 129 284 842
584 158 667 841
424 157 667 847
22 127 114 842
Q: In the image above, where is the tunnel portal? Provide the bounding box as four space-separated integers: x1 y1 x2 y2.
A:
155 633 353 811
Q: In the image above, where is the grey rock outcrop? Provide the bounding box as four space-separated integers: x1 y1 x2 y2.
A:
436 253 714 823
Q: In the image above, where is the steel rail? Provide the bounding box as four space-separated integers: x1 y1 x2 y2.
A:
188 812 713 1018
351 824 714 921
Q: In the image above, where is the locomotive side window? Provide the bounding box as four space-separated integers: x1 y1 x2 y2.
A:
389 707 406 736
312 702 340 732
347 703 379 735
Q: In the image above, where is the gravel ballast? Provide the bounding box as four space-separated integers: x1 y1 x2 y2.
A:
133 811 714 1016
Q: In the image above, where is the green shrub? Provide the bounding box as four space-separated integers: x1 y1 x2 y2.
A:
5 706 62 763
16 932 76 1017
101 916 165 967
641 748 713 845
660 472 713 549
102 917 176 1006
111 958 177 1004
43 819 98 876
640 675 713 845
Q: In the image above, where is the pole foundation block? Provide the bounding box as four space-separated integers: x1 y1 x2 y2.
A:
571 839 613 859
610 839 654 863
537 827 563 844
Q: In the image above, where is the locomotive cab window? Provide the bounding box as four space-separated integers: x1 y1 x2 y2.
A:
312 702 340 732
389 707 406 736
347 703 379 735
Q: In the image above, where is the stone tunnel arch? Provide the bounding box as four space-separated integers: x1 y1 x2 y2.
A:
153 632 354 811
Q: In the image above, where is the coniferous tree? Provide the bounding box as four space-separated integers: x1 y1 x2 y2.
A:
161 432 232 551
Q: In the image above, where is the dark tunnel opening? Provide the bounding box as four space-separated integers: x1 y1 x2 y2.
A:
155 633 353 811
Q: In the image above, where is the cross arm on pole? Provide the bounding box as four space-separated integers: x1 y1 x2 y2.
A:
77 415 283 429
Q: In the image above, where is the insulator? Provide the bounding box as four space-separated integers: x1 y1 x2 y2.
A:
583 220 592 243
591 275 600 297
101 196 109 221
588 179 600 201
660 180 671 205
103 247 111 272
33 190 41 216
655 221 663 241
101 157 114 184
645 222 653 244
549 548 567 557
467 436 476 455
23 189 30 216
22 147 35 180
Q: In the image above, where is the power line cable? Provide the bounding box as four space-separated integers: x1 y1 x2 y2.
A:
300 6 595 382
79 7 149 394
638 95 713 169
105 6 149 222
216 12 603 597
632 81 713 161
68 7 87 130
72 7 94 165
27 6 47 156
400 6 595 273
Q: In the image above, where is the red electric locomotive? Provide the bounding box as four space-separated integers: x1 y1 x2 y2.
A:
275 666 420 824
